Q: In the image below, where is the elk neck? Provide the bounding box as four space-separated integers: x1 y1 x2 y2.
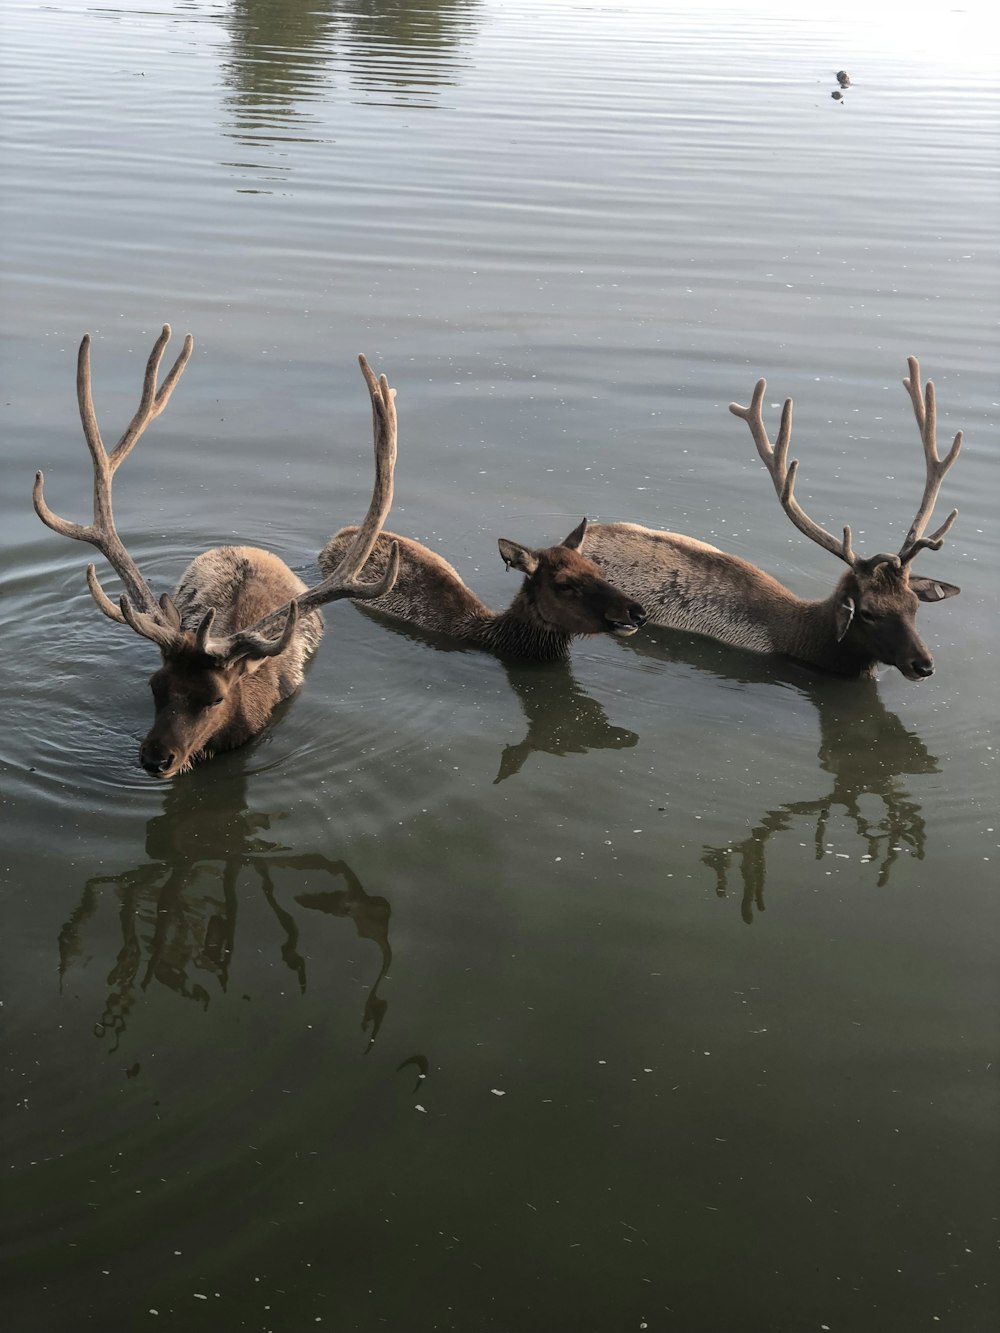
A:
318 528 574 661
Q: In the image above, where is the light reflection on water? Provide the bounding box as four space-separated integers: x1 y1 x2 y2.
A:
2 1 997 1330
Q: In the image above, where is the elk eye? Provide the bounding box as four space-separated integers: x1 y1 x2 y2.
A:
859 610 877 624
210 696 224 707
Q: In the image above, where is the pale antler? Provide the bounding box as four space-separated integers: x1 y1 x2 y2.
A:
729 379 858 567
898 356 962 564
34 324 193 646
199 354 401 660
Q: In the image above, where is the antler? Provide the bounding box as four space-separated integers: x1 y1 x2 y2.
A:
200 354 401 660
729 379 858 567
34 324 193 645
898 356 962 564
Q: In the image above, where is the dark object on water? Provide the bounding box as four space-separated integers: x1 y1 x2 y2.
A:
832 90 843 101
837 70 851 87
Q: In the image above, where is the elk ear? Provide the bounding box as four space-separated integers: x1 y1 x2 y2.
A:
498 538 539 575
561 518 589 550
909 576 961 603
835 596 855 641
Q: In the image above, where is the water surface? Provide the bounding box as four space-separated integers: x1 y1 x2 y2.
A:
2 2 998 1330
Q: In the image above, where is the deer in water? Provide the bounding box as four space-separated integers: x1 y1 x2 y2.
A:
33 325 401 777
317 517 647 661
582 358 963 680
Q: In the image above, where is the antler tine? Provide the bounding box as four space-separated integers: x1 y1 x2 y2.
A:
34 326 194 640
108 324 194 472
729 379 856 566
208 354 401 662
197 602 301 666
899 357 962 556
284 354 400 611
119 592 188 652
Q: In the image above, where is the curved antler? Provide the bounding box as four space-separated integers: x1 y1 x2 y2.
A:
202 353 400 662
898 356 962 565
34 324 193 645
729 379 858 567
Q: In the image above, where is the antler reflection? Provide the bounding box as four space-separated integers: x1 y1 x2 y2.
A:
58 780 393 1051
619 629 937 921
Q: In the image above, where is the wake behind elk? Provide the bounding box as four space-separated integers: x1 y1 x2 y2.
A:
34 326 401 777
584 358 963 680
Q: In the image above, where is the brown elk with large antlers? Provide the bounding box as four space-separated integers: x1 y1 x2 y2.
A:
34 326 400 776
583 358 962 680
317 518 647 661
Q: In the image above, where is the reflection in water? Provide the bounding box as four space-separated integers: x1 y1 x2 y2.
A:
222 0 481 157
353 606 639 782
621 630 938 923
57 773 393 1050
336 0 480 101
497 659 639 784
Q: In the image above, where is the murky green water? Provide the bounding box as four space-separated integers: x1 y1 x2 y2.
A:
2 2 997 1330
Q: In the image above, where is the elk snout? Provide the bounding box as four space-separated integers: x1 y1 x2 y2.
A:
906 656 935 680
140 741 177 777
607 601 648 637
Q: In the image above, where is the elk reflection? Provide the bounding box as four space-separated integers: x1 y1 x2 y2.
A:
57 774 392 1050
620 629 937 922
349 606 639 782
496 659 638 783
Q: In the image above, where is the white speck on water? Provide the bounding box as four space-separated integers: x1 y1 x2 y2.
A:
194 1293 208 1300
415 1104 426 1113
491 1088 506 1097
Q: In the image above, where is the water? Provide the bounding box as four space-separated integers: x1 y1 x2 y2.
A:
2 2 998 1329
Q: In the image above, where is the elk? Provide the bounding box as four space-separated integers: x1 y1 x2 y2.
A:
317 518 647 661
583 358 962 680
33 325 401 777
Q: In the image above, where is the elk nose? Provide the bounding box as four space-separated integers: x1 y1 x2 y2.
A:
629 602 647 627
140 749 176 776
911 660 934 679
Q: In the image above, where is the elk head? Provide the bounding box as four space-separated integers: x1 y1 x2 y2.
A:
730 358 962 680
134 599 302 777
498 518 648 637
831 555 959 681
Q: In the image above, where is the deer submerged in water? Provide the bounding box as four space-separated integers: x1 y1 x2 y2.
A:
583 358 963 680
33 326 401 777
318 519 648 662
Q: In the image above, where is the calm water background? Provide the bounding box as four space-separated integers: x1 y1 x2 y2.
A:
1 1 997 1330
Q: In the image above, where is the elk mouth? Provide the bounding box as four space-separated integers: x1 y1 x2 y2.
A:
898 662 934 682
139 745 196 779
606 603 647 637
